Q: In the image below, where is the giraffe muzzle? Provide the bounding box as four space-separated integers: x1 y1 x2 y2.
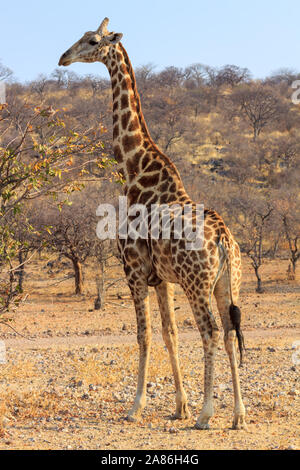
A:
58 51 72 66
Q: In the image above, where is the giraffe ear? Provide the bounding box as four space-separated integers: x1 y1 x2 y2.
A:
104 32 123 45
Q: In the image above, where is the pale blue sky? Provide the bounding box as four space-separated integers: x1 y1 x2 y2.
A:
1 0 299 82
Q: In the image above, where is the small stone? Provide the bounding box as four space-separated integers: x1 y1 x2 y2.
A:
169 427 178 434
267 347 276 352
219 383 227 392
2 416 10 426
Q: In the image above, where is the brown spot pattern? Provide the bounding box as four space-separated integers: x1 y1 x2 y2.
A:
122 134 142 153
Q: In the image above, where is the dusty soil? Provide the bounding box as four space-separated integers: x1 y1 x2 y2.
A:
0 256 299 450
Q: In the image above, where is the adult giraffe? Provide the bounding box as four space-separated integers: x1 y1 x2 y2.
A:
59 18 247 430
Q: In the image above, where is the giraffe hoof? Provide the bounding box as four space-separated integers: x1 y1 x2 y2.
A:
126 408 144 422
172 410 191 420
126 415 137 423
172 403 191 420
195 421 210 430
126 414 138 423
232 417 248 431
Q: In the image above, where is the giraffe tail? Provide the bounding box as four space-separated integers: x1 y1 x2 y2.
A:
220 235 245 367
229 304 245 367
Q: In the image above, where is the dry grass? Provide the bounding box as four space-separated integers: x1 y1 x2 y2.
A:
72 345 138 387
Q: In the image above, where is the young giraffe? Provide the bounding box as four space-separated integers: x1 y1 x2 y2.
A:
59 18 247 430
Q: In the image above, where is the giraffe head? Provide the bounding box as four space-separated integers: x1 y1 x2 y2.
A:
58 18 123 67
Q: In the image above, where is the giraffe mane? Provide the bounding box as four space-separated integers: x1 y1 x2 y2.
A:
118 43 183 181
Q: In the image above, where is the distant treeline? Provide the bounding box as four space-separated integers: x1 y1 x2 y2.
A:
0 60 299 309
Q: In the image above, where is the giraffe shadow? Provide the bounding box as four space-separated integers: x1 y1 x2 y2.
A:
164 411 235 432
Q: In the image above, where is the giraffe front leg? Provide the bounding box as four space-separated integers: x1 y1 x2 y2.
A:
155 281 190 420
127 283 151 422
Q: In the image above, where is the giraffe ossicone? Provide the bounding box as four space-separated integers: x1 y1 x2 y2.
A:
59 18 247 430
97 17 109 35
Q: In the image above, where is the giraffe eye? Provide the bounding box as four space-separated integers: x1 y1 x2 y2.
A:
89 40 98 46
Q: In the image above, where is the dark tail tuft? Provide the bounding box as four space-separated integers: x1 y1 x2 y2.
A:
229 304 245 367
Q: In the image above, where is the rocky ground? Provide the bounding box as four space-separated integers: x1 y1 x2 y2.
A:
0 257 299 450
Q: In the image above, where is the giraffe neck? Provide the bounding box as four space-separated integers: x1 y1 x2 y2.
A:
104 43 189 206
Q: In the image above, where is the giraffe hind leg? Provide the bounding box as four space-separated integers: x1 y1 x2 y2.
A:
194 323 220 430
183 285 220 430
214 272 247 430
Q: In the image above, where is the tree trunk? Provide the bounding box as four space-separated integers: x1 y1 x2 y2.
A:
72 258 83 295
253 129 257 141
17 251 25 293
271 237 280 259
253 124 261 142
254 266 263 293
94 263 105 310
287 263 295 280
291 255 298 277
